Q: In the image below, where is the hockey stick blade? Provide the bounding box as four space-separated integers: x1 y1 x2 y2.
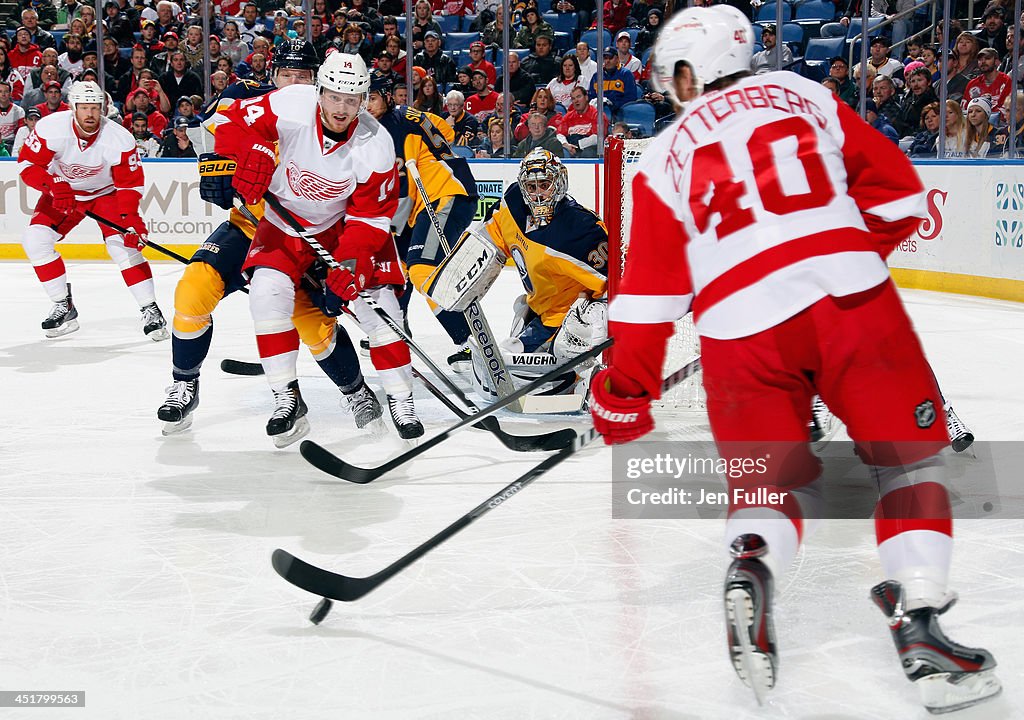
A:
220 358 265 376
274 357 702 602
298 339 611 483
412 368 574 452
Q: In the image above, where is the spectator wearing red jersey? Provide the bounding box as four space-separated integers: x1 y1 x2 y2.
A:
34 79 67 116
556 84 606 157
465 69 498 119
961 47 1011 112
9 26 42 79
123 86 168 135
432 0 474 15
602 0 632 36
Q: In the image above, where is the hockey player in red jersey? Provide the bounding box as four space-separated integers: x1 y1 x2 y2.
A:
214 53 419 447
590 6 1001 713
18 80 168 340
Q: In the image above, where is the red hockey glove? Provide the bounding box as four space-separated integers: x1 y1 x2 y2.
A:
325 254 373 302
231 139 276 205
48 176 75 213
590 367 654 445
121 222 149 250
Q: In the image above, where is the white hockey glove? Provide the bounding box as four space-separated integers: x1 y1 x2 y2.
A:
423 226 507 312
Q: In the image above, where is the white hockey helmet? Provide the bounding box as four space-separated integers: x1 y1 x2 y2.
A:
651 6 753 104
68 80 106 112
316 52 370 98
518 148 568 226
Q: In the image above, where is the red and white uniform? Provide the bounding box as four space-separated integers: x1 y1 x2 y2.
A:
0 103 25 145
961 71 1012 112
18 112 155 306
215 84 412 397
611 71 952 602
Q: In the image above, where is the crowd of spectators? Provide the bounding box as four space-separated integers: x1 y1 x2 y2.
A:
0 0 1020 159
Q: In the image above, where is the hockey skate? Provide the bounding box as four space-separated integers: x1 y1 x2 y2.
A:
342 380 385 435
447 343 472 373
943 404 974 453
387 392 424 442
809 395 840 450
41 284 79 338
267 380 310 448
724 533 777 705
141 302 170 342
871 580 1001 714
158 379 199 435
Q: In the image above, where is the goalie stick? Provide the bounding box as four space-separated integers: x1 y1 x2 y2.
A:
299 338 612 483
404 160 522 412
273 356 702 605
410 368 574 452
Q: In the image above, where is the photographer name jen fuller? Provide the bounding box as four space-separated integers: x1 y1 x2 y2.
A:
626 487 789 506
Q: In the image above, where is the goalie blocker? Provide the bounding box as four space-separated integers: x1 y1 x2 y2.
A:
423 225 506 313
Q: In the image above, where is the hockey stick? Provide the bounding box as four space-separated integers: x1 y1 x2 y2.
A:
411 367 575 452
84 210 193 265
273 357 702 605
299 338 611 483
404 160 521 411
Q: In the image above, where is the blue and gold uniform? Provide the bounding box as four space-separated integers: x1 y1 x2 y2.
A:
167 78 359 393
376 103 479 348
483 184 609 351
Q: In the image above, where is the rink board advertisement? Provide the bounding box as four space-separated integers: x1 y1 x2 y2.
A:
887 162 1024 302
0 157 1021 302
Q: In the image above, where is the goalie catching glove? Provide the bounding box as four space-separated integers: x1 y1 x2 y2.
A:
590 367 654 445
553 295 607 365
423 225 506 312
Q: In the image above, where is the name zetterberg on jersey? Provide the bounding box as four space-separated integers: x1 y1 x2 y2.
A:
674 82 829 144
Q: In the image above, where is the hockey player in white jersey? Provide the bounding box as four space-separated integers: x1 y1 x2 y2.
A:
214 53 421 446
591 6 1000 713
424 148 609 411
17 80 168 340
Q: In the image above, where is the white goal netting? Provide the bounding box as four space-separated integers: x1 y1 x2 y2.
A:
604 137 709 437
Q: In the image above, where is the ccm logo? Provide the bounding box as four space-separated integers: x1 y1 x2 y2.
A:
593 405 638 423
455 252 490 292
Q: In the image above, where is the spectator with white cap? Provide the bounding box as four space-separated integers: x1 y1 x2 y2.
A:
614 29 641 80
964 96 998 157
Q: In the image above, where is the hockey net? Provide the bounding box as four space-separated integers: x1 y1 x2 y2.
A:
604 137 708 434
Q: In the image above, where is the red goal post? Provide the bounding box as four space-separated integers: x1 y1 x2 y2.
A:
603 136 705 412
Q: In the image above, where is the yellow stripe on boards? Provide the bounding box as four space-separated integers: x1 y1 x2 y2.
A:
0 244 200 262
890 268 1024 304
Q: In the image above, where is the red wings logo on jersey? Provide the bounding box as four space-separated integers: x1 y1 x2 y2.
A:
57 161 104 180
285 161 354 201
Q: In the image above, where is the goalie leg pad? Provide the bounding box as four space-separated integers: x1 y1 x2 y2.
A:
422 227 506 312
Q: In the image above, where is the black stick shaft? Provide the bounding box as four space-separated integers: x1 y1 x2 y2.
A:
84 210 192 265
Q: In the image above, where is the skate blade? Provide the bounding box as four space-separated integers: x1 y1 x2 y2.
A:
146 326 170 342
359 417 388 438
271 416 311 449
44 319 80 338
726 587 775 706
918 670 1002 714
449 360 471 374
161 415 194 436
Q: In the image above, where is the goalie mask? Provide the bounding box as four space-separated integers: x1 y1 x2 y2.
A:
518 148 568 226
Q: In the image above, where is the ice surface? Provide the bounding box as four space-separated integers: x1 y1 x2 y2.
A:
0 261 1021 719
